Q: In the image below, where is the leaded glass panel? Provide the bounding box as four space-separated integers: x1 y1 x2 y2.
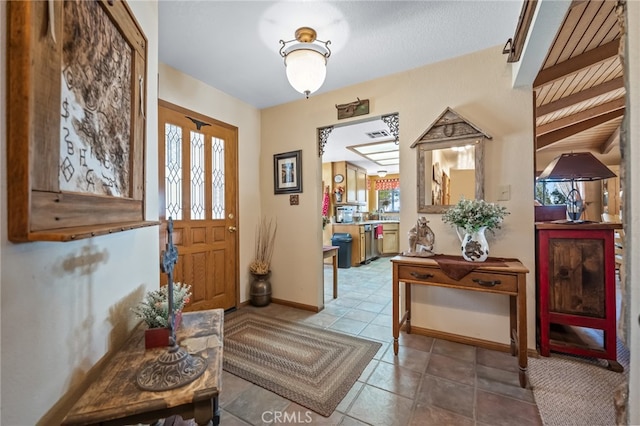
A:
190 131 205 220
211 137 225 219
165 123 182 220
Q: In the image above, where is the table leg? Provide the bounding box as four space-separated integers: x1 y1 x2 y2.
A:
509 295 517 356
194 390 216 426
517 280 528 388
393 264 399 355
332 252 338 299
405 282 412 334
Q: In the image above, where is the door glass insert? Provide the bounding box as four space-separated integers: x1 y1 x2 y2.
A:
211 137 225 219
190 131 205 220
165 123 183 220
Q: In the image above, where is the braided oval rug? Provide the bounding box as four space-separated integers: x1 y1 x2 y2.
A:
223 310 381 417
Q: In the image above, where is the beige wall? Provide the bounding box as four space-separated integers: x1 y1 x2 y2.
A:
158 63 262 304
261 45 536 346
0 2 160 424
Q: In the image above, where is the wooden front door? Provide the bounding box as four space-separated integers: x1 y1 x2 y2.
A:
158 100 238 311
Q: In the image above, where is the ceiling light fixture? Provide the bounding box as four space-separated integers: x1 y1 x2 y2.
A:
279 27 331 98
377 170 388 178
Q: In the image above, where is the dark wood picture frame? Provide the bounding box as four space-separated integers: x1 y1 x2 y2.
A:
7 0 156 242
273 150 302 194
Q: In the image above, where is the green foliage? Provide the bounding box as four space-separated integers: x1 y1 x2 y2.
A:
442 198 509 234
131 282 192 328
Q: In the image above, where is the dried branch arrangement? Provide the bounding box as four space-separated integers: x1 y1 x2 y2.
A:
249 217 278 275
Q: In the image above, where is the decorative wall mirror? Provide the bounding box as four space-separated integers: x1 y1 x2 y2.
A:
411 108 491 213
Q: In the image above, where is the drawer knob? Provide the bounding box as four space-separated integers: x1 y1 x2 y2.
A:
473 278 501 287
410 272 434 279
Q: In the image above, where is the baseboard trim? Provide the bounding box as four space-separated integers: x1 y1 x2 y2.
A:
271 298 321 313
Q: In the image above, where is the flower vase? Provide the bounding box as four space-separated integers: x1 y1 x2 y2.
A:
457 226 489 262
335 193 342 203
250 271 272 307
144 311 182 349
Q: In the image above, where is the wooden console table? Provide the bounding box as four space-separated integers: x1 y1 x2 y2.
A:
391 255 529 388
62 309 224 426
323 245 339 299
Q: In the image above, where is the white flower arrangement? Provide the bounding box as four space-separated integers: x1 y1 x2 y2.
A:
131 282 192 329
442 198 509 234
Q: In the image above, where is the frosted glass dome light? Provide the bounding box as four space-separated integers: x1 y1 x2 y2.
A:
280 27 331 98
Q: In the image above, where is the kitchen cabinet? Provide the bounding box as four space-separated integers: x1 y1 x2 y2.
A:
381 222 400 254
332 224 364 266
359 226 366 263
332 222 383 266
331 161 367 206
345 163 367 205
536 223 623 371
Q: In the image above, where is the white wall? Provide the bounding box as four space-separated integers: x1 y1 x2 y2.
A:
0 2 160 424
261 46 536 347
158 63 262 304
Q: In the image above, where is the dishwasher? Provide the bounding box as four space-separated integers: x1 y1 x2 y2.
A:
362 224 378 264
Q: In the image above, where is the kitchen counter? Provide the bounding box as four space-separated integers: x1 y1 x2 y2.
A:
330 222 400 265
333 220 399 226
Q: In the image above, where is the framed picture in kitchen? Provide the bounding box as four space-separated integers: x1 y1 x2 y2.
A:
274 150 302 194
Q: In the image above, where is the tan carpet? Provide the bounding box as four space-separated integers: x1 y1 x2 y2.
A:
529 340 630 426
223 310 381 417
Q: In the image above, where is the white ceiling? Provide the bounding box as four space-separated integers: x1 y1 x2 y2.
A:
158 0 524 174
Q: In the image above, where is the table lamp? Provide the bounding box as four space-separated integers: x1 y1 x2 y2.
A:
537 152 616 222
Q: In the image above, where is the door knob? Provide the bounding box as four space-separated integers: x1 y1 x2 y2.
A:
228 226 237 232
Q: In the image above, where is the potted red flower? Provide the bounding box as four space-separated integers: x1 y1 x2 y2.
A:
131 282 192 349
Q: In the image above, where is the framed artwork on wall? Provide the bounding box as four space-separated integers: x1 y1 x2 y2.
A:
7 0 156 242
274 150 302 194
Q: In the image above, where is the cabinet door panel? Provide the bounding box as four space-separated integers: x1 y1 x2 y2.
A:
548 238 605 317
346 167 357 203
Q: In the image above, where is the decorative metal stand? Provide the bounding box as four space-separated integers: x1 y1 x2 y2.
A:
136 217 207 391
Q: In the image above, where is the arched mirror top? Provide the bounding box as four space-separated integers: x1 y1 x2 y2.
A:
411 108 492 213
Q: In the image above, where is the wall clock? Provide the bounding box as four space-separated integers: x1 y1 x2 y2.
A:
334 174 344 183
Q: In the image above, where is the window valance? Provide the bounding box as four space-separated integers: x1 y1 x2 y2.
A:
375 178 400 191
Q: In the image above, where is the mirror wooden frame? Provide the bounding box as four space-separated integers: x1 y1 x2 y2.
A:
412 108 491 214
7 1 157 242
416 142 485 213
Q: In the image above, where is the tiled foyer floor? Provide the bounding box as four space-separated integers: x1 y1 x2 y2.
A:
218 257 543 426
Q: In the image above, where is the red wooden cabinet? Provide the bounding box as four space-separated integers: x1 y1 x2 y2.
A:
536 223 623 371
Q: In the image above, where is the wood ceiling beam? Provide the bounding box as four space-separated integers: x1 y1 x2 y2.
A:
505 0 538 63
600 126 620 154
536 109 624 150
537 97 625 135
536 77 624 117
533 39 620 88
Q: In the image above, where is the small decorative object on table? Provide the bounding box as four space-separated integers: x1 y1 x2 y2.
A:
136 217 207 391
131 282 192 349
404 217 435 257
442 198 509 262
249 217 278 306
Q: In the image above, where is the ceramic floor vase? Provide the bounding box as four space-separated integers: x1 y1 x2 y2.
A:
250 271 272 307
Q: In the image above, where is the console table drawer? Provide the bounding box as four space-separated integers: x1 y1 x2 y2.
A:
398 265 517 293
